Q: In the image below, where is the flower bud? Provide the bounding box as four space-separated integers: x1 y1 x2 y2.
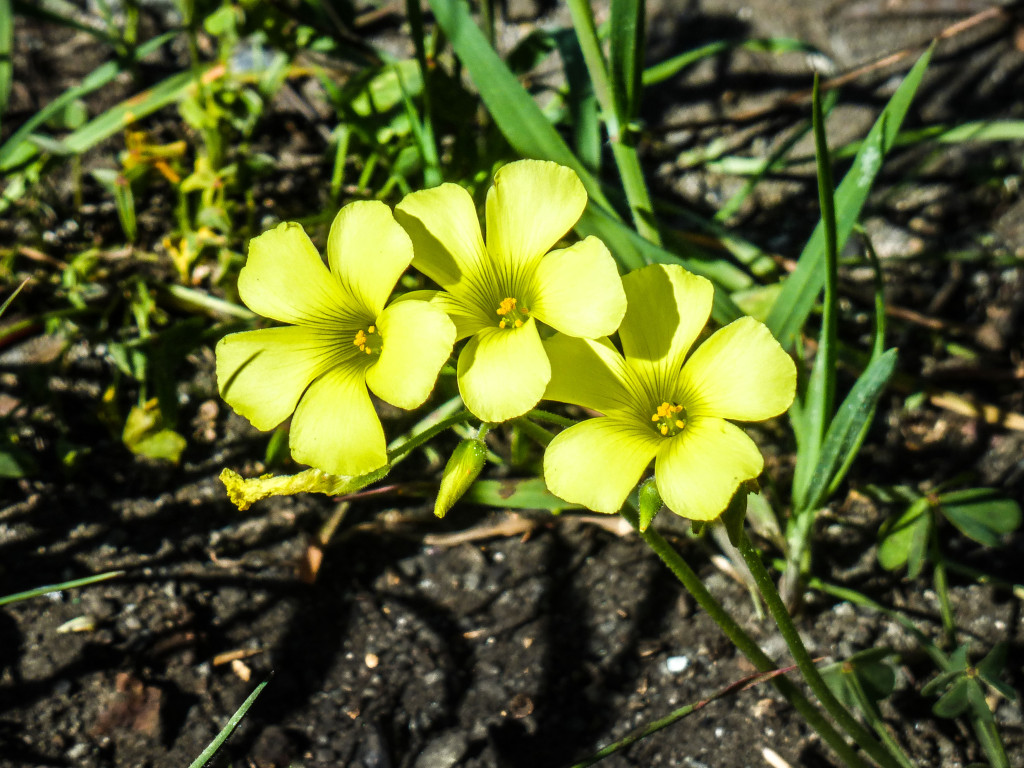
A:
638 477 662 532
434 439 487 518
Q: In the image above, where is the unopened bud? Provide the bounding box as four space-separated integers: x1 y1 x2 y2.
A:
434 439 487 518
638 477 662 532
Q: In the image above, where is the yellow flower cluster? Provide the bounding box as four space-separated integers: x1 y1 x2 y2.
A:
217 160 795 521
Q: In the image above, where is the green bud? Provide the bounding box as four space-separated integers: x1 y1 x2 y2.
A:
435 439 488 518
638 477 662 532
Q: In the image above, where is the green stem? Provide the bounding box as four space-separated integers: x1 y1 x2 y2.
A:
845 673 916 768
929 532 956 645
387 410 476 463
620 506 870 768
737 531 903 768
513 416 556 447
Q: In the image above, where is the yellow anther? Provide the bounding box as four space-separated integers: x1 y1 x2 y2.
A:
353 325 382 356
495 297 530 329
497 297 517 316
651 401 687 438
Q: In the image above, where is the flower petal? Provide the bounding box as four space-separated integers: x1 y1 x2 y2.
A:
530 236 626 338
327 200 414 317
655 416 764 521
366 299 456 409
238 222 357 327
457 319 550 422
216 326 346 431
395 183 494 304
544 416 660 514
677 316 796 421
619 264 713 401
396 289 491 341
289 366 387 476
485 160 586 285
543 334 636 416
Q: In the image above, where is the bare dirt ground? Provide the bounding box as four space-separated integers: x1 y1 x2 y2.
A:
2 2 1024 767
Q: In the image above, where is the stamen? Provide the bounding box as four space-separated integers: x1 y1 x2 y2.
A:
495 297 530 330
353 325 382 356
650 401 686 437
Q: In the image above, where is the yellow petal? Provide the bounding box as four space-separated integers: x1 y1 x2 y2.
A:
327 200 414 316
366 299 456 409
530 236 626 338
485 160 586 282
238 222 358 327
216 326 347 431
676 316 796 421
619 264 713 400
289 366 387 477
456 319 550 422
655 416 764 521
395 183 493 297
544 416 660 514
396 289 491 341
543 334 637 417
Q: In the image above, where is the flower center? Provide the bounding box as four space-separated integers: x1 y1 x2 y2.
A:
651 402 686 437
353 325 382 356
495 297 530 329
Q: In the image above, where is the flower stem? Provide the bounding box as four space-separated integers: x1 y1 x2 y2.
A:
620 506 870 768
387 410 476 463
736 530 903 768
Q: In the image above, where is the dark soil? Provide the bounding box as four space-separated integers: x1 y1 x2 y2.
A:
2 2 1024 768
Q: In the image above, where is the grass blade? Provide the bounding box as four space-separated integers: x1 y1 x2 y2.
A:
0 32 176 171
792 74 839 510
801 348 898 512
609 0 644 126
0 0 11 124
188 677 270 768
766 44 934 350
643 37 820 86
0 571 124 607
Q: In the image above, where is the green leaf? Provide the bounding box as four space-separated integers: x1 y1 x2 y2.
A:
798 348 898 512
932 676 972 718
766 45 934 350
464 478 581 511
977 643 1017 702
122 400 186 464
877 497 931 577
940 493 1021 547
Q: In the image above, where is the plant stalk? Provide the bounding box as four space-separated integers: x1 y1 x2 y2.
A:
621 506 871 768
737 530 903 768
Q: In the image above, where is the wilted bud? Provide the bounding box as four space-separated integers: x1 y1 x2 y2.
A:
638 477 662 532
435 439 487 518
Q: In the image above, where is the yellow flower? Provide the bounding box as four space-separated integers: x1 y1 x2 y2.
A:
216 202 456 476
395 159 627 422
542 264 796 521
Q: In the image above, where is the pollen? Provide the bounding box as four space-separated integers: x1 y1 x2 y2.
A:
651 402 686 437
353 325 382 356
495 297 530 330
